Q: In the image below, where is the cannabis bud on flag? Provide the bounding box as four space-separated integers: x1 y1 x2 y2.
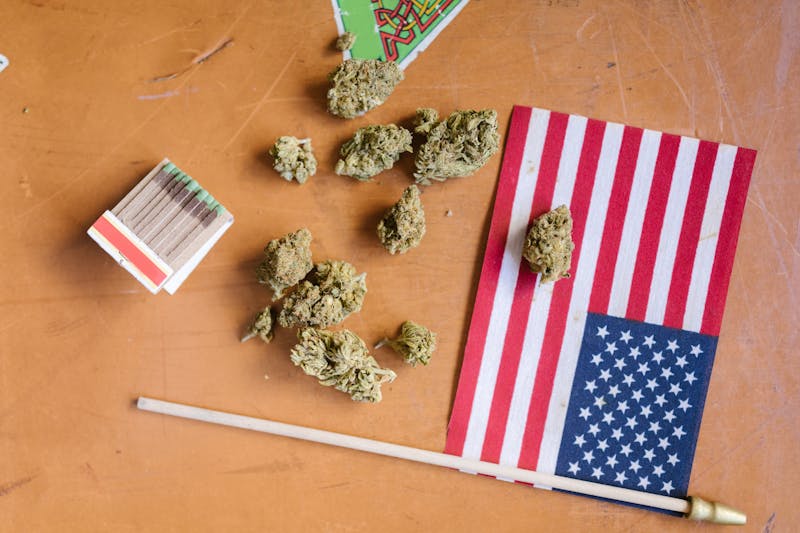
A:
331 0 469 68
446 106 756 510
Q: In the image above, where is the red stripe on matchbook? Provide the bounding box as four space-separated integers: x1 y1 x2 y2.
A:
92 215 169 287
446 105 533 455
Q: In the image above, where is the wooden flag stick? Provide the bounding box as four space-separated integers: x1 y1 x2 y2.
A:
136 397 745 525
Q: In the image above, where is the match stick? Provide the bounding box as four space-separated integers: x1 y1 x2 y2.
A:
136 397 745 525
131 169 191 233
149 190 210 254
125 165 183 229
157 203 214 258
113 160 174 220
139 178 197 242
165 210 229 272
117 168 172 225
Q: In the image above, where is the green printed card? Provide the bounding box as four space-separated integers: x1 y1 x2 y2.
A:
331 0 469 68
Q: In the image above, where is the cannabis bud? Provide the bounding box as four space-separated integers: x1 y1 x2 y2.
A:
414 109 500 185
256 228 314 300
522 204 574 283
335 124 412 181
241 306 275 343
335 32 356 51
291 328 396 403
379 321 437 366
377 185 426 254
278 260 367 328
269 136 317 184
413 107 439 134
327 59 404 119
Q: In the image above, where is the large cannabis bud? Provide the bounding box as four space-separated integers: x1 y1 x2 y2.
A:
413 107 439 134
256 228 314 300
414 109 500 185
377 185 426 254
379 320 437 366
241 306 275 343
278 260 367 328
291 328 396 403
522 204 574 283
327 59 404 119
335 124 412 181
335 32 356 51
269 136 317 184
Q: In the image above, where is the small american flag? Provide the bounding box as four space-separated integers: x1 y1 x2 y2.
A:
446 106 756 506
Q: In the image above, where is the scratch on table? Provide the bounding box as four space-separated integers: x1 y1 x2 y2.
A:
694 401 793 479
575 13 598 40
147 38 234 83
763 512 776 533
222 457 303 475
676 0 740 142
140 19 202 46
319 481 350 490
232 96 313 110
608 0 684 47
747 186 799 319
0 475 36 497
82 462 99 483
137 89 180 100
137 87 199 101
775 0 799 92
626 23 694 130
222 51 298 150
603 13 628 118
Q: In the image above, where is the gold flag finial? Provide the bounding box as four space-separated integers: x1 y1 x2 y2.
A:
686 496 747 525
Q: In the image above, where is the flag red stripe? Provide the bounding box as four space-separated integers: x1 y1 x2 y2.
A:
663 141 718 329
587 126 643 314
701 148 757 335
517 118 607 470
92 215 169 286
625 134 681 321
446 105 532 455
479 112 569 462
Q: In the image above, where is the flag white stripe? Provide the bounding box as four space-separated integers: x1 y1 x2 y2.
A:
537 123 625 475
607 129 662 317
497 115 588 471
682 144 737 331
461 109 550 460
644 137 700 324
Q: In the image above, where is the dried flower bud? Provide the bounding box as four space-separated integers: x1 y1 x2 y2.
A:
269 136 317 184
335 32 357 51
291 328 396 403
377 185 426 254
379 321 437 366
522 204 574 283
335 124 412 181
256 228 313 300
414 109 500 185
241 306 275 343
278 260 367 328
413 107 439 134
327 59 404 119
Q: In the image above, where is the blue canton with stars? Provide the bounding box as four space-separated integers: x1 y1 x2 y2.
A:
555 313 717 503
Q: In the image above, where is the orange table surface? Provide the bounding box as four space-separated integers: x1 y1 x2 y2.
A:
1 1 797 531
